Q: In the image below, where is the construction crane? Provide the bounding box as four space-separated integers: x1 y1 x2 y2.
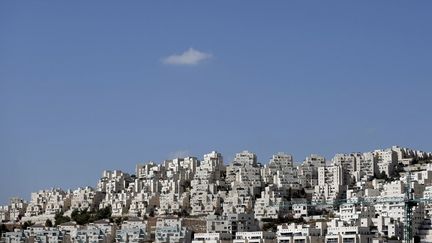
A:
351 170 432 243
278 170 431 243
404 170 416 243
399 171 432 243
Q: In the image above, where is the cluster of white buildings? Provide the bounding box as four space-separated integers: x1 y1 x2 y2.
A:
2 146 432 242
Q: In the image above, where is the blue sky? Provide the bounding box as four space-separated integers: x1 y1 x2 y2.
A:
1 1 431 204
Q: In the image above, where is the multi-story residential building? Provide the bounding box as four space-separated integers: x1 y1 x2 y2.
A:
128 192 159 217
226 151 260 185
155 217 192 243
313 165 345 203
189 151 225 216
27 227 65 242
291 198 310 219
263 153 295 186
136 161 162 180
1 229 28 243
116 218 149 242
222 190 253 214
20 188 69 223
338 203 375 222
374 149 398 177
207 213 259 238
268 153 293 171
371 216 403 240
234 231 276 243
159 192 189 215
355 152 378 181
325 219 373 243
333 153 357 185
71 187 104 211
298 154 326 189
254 187 288 220
192 232 232 243
304 155 326 168
8 198 28 222
99 191 132 217
0 205 10 222
423 186 432 217
200 151 224 182
73 228 109 243
190 178 221 216
2 146 432 243
97 170 132 193
276 223 324 243
44 190 71 215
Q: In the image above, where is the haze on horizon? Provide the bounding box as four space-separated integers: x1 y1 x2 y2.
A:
1 1 431 204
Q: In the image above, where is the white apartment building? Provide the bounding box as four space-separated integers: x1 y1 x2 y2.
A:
338 204 375 222
222 190 253 214
276 223 324 243
159 192 189 215
21 189 68 223
423 186 432 217
0 205 10 222
325 219 372 243
189 151 225 216
371 216 403 239
73 228 109 243
8 198 28 222
313 166 345 203
1 230 28 243
192 232 233 243
234 231 276 243
332 153 357 185
298 154 326 189
71 187 104 211
291 198 310 219
155 217 192 243
207 213 259 238
200 151 224 182
99 191 132 217
355 152 378 181
128 192 159 217
190 179 221 216
263 153 294 186
271 153 293 167
226 151 259 184
254 187 288 220
304 155 326 168
44 190 71 215
97 170 132 193
27 228 65 242
116 218 149 242
136 161 162 180
374 149 398 177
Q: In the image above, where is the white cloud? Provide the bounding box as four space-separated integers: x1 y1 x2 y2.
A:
162 48 212 65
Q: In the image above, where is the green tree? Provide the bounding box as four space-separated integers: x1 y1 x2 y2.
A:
94 206 111 220
21 221 34 229
45 219 53 227
114 217 122 226
54 213 71 226
71 209 91 225
180 180 191 192
68 206 112 225
376 171 388 180
0 224 9 235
